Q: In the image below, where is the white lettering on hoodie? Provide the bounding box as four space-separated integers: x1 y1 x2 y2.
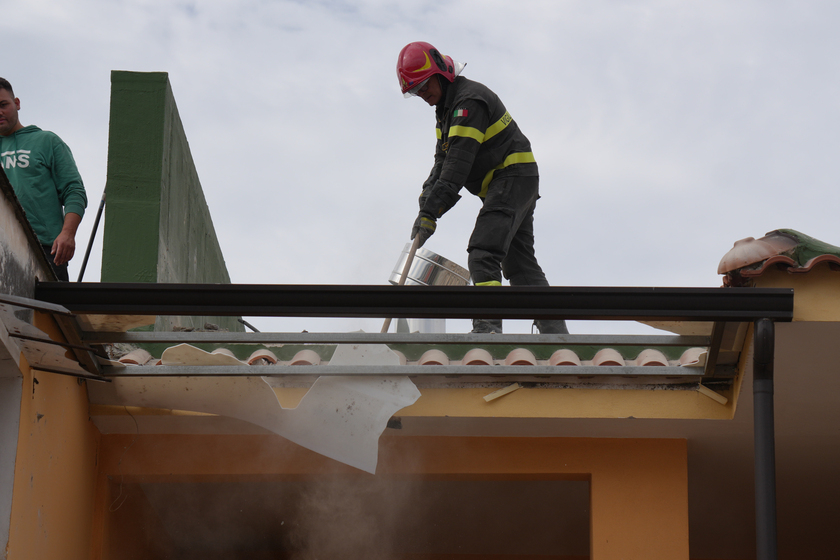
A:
1 149 30 169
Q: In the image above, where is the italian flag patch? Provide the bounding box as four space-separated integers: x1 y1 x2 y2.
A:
453 108 469 118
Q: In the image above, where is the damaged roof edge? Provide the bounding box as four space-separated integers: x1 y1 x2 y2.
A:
0 168 59 291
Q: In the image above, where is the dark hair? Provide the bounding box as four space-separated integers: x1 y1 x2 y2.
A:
0 78 14 97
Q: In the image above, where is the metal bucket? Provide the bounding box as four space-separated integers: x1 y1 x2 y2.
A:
388 244 471 287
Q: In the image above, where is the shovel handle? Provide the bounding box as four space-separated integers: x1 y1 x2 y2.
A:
381 236 421 333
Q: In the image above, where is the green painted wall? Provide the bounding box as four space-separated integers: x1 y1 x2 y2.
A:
102 71 242 332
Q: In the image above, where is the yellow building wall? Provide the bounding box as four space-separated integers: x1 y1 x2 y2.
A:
6 312 101 560
751 264 840 321
273 382 734 422
401 386 733 419
93 433 688 560
728 263 840 416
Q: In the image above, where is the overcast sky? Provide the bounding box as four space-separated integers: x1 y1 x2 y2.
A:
4 1 839 334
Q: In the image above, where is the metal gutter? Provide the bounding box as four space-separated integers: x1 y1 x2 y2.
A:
35 283 795 322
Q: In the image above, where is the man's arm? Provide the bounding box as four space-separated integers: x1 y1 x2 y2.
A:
51 212 81 265
51 133 87 247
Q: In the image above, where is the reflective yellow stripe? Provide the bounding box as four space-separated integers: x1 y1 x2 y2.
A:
413 52 432 72
449 125 485 143
436 127 442 140
478 152 537 197
484 111 512 141
447 111 513 145
475 280 502 287
503 151 537 165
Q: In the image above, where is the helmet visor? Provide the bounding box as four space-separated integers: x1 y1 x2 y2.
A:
403 77 430 98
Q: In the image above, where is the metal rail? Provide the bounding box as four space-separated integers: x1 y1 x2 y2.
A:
101 364 703 379
82 331 712 347
36 283 795 322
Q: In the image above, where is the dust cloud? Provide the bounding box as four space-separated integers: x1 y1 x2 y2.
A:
287 475 417 560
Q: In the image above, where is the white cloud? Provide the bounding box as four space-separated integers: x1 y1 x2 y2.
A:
3 0 839 334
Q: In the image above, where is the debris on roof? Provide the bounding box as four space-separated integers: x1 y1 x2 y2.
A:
719 229 840 286
92 343 421 474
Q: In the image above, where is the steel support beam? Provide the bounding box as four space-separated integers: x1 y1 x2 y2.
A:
81 331 711 347
35 283 794 322
703 321 725 377
753 318 778 560
101 364 701 379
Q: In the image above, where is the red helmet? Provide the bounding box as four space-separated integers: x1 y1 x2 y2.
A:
397 42 456 96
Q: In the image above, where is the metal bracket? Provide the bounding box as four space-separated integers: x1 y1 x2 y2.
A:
703 321 726 377
0 292 105 378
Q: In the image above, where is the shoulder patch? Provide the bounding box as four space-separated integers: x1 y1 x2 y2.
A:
453 108 469 118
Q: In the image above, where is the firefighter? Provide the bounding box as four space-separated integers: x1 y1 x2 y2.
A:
397 41 568 334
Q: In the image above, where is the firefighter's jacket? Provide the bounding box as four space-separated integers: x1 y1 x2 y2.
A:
422 76 538 206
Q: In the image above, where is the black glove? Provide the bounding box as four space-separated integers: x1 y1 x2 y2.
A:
411 212 436 248
418 187 431 210
421 180 461 219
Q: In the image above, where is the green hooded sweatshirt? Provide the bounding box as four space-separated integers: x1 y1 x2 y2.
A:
0 125 87 245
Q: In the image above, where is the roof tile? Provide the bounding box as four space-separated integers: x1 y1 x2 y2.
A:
592 348 625 367
418 349 449 366
636 349 669 367
462 348 493 366
505 348 537 366
118 348 153 365
549 349 582 366
719 229 840 285
114 345 710 370
290 349 320 366
247 349 278 365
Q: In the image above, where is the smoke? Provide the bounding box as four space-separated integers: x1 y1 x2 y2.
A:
286 475 416 560
120 474 590 558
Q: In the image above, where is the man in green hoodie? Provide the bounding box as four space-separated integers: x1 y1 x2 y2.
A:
0 77 87 281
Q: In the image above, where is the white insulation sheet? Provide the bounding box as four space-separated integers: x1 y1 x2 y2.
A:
89 343 421 473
